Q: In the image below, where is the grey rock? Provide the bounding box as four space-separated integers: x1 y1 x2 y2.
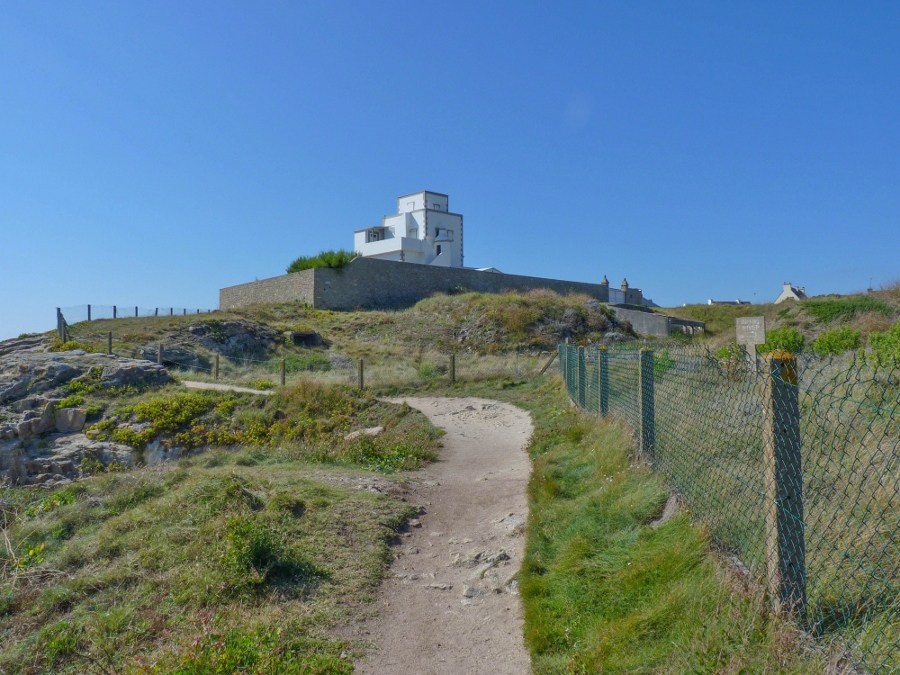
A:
100 362 173 389
55 408 87 433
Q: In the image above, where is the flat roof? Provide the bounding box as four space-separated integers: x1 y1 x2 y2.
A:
397 190 449 199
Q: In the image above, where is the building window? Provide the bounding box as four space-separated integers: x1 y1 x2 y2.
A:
436 245 442 255
408 228 418 238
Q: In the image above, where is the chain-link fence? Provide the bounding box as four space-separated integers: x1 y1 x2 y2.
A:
560 342 900 673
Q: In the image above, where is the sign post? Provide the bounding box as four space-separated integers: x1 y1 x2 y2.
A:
736 316 766 367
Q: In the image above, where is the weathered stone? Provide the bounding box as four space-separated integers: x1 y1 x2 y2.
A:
55 408 87 433
100 362 173 389
344 426 384 441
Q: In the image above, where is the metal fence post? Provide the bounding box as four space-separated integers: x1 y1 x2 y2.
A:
763 352 806 618
87 304 91 322
358 359 364 390
107 332 112 355
56 308 62 340
638 348 655 458
450 353 456 385
577 347 587 409
135 306 138 318
113 305 117 319
281 358 286 386
599 346 609 416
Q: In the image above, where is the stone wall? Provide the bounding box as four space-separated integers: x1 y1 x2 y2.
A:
220 269 317 309
608 306 671 338
216 259 707 338
221 258 618 311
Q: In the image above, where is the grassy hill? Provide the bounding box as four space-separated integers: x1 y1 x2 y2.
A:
10 287 900 672
659 282 900 356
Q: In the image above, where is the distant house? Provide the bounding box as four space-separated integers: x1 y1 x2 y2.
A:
354 191 463 267
708 299 751 306
774 282 808 304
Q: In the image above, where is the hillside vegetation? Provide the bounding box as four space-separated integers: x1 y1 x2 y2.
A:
61 290 634 370
1 379 441 674
9 288 880 672
661 282 900 358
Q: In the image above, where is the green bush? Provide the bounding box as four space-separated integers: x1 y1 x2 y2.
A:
55 395 83 410
286 249 358 274
802 296 891 323
50 339 96 353
759 326 805 354
868 321 900 362
813 326 862 357
715 342 744 360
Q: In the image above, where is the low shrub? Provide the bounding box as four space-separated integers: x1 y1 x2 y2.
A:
50 339 96 353
868 321 900 363
759 326 805 354
802 296 891 323
813 326 862 357
55 395 83 410
286 249 358 274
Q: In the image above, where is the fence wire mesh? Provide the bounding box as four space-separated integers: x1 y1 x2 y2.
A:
560 342 900 673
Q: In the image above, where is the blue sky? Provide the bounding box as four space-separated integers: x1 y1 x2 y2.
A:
2 1 899 339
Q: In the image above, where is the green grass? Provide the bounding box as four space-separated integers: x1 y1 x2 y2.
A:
0 458 417 674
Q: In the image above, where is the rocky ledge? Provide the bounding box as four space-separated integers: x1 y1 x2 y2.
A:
0 343 174 486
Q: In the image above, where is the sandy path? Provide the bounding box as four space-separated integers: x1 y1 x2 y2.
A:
181 380 274 395
355 397 533 675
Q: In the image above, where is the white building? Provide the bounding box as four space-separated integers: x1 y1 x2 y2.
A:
354 191 463 267
774 282 808 304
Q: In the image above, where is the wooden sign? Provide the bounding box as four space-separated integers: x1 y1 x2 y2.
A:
736 316 766 347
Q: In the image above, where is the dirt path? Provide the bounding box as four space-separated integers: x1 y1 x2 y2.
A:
181 380 274 395
355 397 533 675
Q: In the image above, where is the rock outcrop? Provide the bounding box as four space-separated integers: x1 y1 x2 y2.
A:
0 342 174 485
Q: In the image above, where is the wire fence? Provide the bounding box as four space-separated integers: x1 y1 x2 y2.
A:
54 306 557 390
560 342 900 673
56 305 216 339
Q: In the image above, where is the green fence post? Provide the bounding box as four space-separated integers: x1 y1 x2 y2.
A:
577 347 587 409
599 346 609 416
638 348 655 459
763 352 806 618
559 345 568 392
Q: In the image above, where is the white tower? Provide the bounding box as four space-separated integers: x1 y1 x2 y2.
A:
354 191 464 267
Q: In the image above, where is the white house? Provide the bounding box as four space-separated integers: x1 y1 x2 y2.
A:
354 191 463 267
774 282 808 304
